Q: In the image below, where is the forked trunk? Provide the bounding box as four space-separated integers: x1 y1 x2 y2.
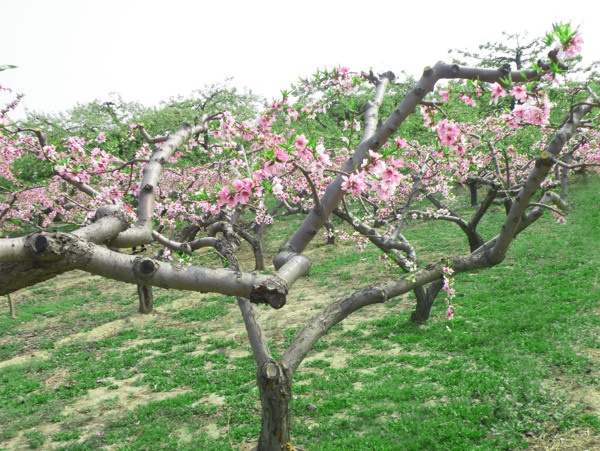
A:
410 280 444 324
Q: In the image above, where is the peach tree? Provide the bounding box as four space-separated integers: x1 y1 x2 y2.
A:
1 24 598 449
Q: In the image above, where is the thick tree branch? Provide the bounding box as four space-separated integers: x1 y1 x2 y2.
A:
137 124 169 144
275 63 540 270
109 122 209 248
487 95 596 264
0 231 289 301
151 230 193 254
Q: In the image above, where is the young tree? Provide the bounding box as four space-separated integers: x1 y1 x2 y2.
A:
1 25 598 449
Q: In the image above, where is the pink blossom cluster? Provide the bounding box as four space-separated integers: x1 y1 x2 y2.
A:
502 92 553 127
562 32 584 59
436 119 463 150
3 38 600 248
217 177 263 208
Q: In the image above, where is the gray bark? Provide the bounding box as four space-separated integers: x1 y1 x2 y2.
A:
7 294 15 319
137 285 153 314
560 152 572 201
109 122 209 248
256 361 293 450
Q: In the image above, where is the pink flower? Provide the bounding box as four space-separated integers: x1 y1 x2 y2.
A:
368 159 387 176
314 144 331 166
459 95 476 107
295 134 308 149
420 107 432 128
252 170 264 182
394 137 408 148
341 172 367 196
257 114 274 130
390 157 404 169
436 119 461 148
489 82 506 105
440 90 450 102
368 149 381 161
272 179 284 196
217 186 238 208
565 32 583 59
95 132 106 144
296 147 312 162
381 167 402 185
441 133 456 147
371 179 394 199
231 178 254 204
510 85 528 101
273 147 289 162
54 164 67 174
43 145 58 161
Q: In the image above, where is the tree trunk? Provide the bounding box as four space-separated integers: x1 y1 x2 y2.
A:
137 284 153 314
252 241 266 271
236 226 266 271
324 221 335 245
464 228 484 253
468 181 478 206
560 152 572 201
410 280 445 324
251 225 266 271
7 294 15 318
256 360 293 450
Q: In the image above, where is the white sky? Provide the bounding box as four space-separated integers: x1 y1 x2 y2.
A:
3 0 600 120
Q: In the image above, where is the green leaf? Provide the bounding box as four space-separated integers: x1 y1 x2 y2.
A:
287 132 298 149
544 33 555 47
191 188 210 201
0 65 17 71
262 180 272 193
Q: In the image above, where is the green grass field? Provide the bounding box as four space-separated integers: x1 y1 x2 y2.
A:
1 177 599 450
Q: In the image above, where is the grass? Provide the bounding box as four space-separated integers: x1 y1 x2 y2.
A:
0 176 599 450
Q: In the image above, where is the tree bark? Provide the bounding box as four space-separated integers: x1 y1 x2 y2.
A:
468 181 478 206
236 227 266 271
7 294 15 319
256 360 293 450
137 284 153 314
410 280 444 324
560 152 572 201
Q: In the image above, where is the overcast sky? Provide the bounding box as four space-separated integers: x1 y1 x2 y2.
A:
3 0 600 120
